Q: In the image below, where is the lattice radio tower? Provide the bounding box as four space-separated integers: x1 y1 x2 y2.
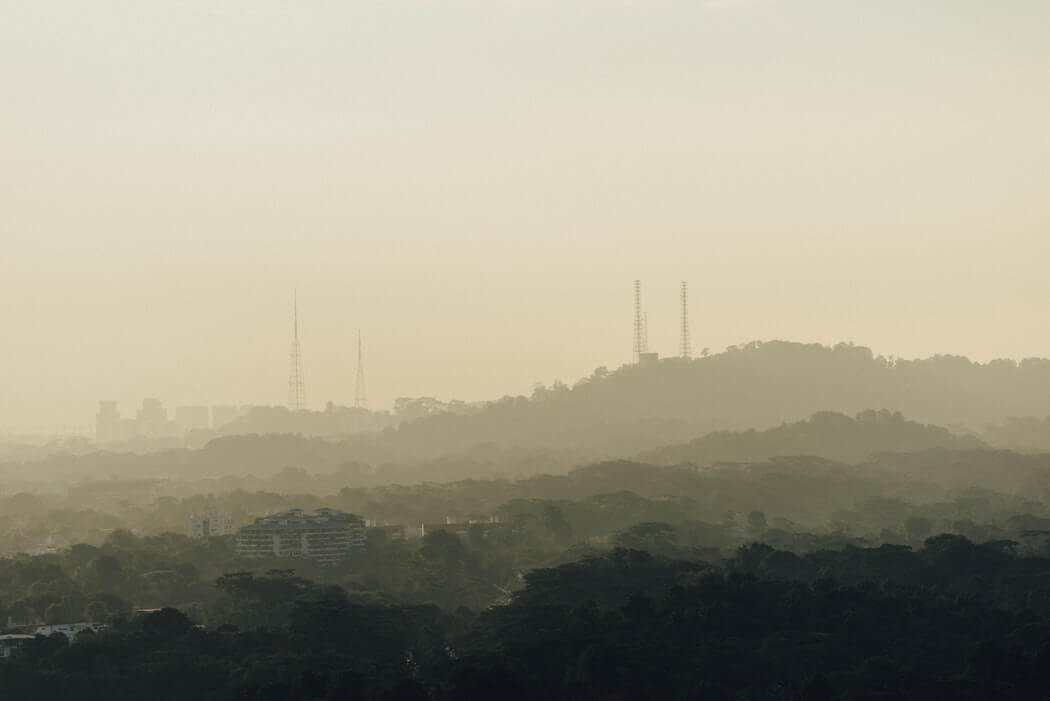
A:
680 281 691 359
633 280 644 364
288 290 306 410
354 330 368 410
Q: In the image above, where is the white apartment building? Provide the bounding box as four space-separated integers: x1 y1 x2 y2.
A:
236 508 365 564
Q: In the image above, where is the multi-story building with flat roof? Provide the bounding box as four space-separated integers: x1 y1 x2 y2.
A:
236 508 365 564
95 400 120 443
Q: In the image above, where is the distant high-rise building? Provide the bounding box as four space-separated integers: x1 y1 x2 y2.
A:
95 401 119 443
96 398 227 441
174 406 210 433
137 398 166 423
135 398 176 438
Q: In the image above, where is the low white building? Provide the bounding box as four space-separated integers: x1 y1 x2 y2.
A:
0 635 34 659
34 622 105 639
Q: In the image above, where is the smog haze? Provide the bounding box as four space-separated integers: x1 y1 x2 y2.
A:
4 1 1050 430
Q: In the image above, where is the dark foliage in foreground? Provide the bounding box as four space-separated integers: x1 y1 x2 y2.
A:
3 538 1050 700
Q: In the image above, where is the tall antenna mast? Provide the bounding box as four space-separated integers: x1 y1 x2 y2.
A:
288 290 306 410
680 281 691 359
354 330 368 410
642 313 649 354
633 280 644 364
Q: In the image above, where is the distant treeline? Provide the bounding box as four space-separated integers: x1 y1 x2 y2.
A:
638 408 986 465
4 449 1050 575
0 406 1039 497
324 340 1050 460
9 341 1050 485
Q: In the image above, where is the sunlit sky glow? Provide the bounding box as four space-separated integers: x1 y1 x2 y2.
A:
3 0 1049 430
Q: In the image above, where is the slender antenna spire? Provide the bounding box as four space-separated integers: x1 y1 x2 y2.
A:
680 281 691 359
642 312 649 354
633 280 643 364
288 290 306 410
354 330 368 410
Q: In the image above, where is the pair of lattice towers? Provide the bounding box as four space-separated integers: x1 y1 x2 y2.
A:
287 292 367 411
633 280 691 365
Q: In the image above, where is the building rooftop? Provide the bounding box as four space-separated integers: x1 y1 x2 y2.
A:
241 508 361 531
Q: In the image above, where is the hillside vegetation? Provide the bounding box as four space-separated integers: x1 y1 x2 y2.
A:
639 409 986 466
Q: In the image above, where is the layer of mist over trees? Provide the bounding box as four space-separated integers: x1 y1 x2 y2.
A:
9 341 1050 463
4 343 1050 698
327 340 1050 458
262 341 1050 459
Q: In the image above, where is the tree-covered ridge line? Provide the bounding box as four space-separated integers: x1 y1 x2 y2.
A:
3 449 1049 554
638 409 986 466
8 340 1050 474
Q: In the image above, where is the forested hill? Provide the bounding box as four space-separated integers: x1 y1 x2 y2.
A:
638 409 987 467
11 341 1050 481
344 340 1050 459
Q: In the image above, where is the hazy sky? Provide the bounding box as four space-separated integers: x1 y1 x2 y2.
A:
3 0 1049 431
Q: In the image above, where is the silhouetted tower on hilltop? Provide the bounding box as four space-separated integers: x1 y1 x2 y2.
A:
680 281 691 359
288 291 306 410
354 331 368 410
633 281 644 364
